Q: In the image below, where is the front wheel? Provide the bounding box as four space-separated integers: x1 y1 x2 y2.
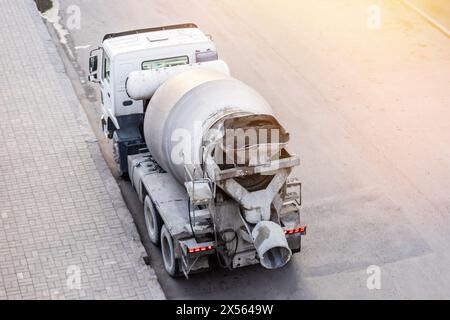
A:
160 225 182 277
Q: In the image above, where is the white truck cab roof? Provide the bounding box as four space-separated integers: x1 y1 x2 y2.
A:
102 24 214 59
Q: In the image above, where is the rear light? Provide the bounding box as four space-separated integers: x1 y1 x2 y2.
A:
284 226 306 235
188 245 214 254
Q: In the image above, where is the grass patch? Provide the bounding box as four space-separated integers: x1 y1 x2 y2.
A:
35 0 53 13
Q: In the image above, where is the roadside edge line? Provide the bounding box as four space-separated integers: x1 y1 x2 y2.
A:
402 0 450 38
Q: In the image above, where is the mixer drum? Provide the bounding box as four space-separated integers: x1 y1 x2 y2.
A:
143 69 274 183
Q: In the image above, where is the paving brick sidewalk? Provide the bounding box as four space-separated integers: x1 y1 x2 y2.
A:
0 0 165 300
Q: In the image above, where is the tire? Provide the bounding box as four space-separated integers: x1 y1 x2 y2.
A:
160 225 182 277
144 196 162 246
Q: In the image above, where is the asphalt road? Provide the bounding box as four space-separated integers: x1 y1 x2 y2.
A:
46 0 450 299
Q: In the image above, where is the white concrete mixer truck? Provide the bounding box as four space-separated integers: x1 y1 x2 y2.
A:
88 24 306 278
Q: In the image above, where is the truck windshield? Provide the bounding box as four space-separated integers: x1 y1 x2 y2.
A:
142 56 189 70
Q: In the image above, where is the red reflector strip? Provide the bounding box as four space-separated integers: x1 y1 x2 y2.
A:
284 226 306 235
188 245 214 254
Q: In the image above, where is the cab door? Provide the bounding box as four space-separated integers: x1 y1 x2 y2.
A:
101 53 113 119
89 48 115 136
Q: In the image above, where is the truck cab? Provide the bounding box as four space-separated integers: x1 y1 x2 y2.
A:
88 23 218 175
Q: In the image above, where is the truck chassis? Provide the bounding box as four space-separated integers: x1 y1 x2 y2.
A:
128 151 305 278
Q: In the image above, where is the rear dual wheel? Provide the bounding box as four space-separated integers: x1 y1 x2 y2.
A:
144 196 182 277
144 196 162 246
160 225 182 277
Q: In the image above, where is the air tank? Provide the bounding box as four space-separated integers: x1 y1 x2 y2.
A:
126 60 230 100
143 69 274 183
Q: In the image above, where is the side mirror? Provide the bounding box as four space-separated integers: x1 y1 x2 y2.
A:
89 56 98 73
88 47 102 83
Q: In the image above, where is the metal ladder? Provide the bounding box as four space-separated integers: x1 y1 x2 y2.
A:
184 164 215 232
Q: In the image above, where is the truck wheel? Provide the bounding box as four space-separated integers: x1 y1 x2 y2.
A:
144 196 162 246
160 225 181 277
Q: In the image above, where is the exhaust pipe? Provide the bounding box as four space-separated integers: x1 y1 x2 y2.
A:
252 221 292 269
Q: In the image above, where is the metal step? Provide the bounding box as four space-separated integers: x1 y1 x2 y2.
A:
185 180 213 205
286 177 302 205
189 208 211 221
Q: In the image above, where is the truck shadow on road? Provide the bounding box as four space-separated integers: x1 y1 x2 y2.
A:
119 180 310 300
